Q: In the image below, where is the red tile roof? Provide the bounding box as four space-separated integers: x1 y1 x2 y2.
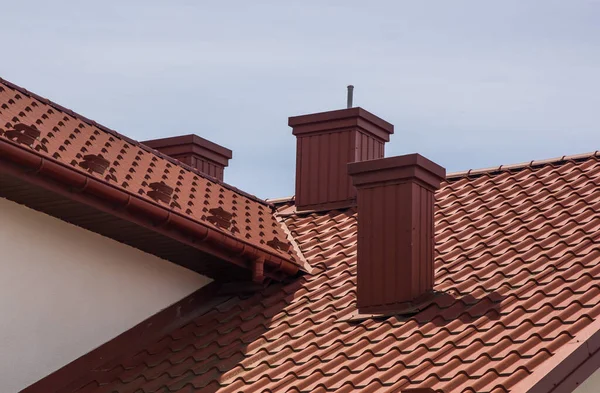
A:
25 152 600 392
0 78 307 275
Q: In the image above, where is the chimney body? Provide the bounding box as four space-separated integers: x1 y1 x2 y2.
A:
348 154 446 314
142 134 232 181
289 108 394 212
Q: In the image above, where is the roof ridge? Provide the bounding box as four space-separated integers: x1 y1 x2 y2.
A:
273 211 312 274
267 152 600 203
446 151 600 181
0 77 271 207
7 74 592 203
265 196 295 204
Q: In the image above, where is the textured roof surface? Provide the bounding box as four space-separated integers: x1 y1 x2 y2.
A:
0 78 303 267
44 153 600 393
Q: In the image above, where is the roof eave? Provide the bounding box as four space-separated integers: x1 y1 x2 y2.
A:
0 138 303 280
0 77 274 206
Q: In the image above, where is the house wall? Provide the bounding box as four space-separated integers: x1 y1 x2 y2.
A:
574 365 600 392
0 197 211 393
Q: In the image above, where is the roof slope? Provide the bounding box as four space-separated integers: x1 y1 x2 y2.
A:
30 153 600 393
0 78 305 272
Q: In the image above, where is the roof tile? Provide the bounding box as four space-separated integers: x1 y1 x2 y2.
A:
10 79 600 392
0 78 306 272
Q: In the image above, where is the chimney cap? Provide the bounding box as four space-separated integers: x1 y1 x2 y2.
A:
142 134 232 180
288 107 394 139
348 153 446 190
289 106 394 212
143 134 232 161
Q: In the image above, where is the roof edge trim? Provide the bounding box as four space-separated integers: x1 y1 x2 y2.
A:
511 314 600 393
273 212 312 273
0 139 302 276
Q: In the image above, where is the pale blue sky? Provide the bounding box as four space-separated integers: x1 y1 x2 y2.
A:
3 1 599 198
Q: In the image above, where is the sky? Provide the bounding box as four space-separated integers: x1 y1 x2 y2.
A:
2 1 600 198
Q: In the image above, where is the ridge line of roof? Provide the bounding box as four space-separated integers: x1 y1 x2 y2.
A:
265 196 295 204
446 151 600 180
267 151 600 203
273 212 312 274
0 77 271 207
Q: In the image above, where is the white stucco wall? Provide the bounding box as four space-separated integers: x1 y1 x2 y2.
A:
0 197 211 393
574 363 600 393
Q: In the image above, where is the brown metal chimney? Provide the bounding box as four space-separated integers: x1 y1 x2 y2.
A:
142 134 232 181
348 154 446 314
288 107 394 212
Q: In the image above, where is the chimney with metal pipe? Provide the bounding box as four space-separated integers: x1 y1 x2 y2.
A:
347 85 354 108
289 107 393 212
